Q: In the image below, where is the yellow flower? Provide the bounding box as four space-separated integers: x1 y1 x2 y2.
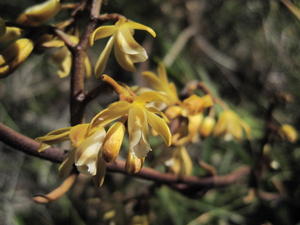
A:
142 63 179 105
41 34 92 78
213 110 250 140
90 75 171 173
279 124 298 143
0 38 34 78
36 123 115 186
90 17 156 76
16 0 61 26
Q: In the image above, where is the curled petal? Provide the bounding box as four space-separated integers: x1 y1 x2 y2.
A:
147 111 172 146
90 101 130 129
84 54 92 78
59 149 75 177
126 20 156 38
102 122 125 162
89 25 116 46
94 36 114 77
17 0 61 26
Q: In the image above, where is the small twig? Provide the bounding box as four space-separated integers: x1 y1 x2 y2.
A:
97 13 125 21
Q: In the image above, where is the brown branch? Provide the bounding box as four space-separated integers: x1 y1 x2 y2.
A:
0 123 250 192
70 0 103 125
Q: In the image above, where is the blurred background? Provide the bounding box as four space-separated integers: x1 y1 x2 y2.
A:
1 0 300 224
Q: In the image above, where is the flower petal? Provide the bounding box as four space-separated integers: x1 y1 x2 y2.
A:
75 127 106 176
127 20 156 38
114 37 135 72
90 101 130 129
36 126 71 144
94 36 114 77
147 111 171 146
93 157 107 187
69 123 89 147
116 28 146 56
89 25 116 46
135 91 167 104
59 149 75 177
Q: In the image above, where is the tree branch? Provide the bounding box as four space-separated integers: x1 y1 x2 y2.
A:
0 123 250 192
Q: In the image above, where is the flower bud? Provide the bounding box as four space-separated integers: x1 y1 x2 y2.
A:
279 124 298 143
16 0 61 26
125 151 144 174
199 116 216 137
102 122 125 162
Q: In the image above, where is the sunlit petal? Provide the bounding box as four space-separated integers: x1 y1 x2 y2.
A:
126 20 156 37
94 36 114 76
89 25 116 46
90 101 130 129
69 123 89 147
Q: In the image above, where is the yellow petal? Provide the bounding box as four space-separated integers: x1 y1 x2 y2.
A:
59 149 75 177
147 111 172 146
0 38 34 77
42 39 65 48
69 123 89 147
128 105 151 158
187 114 203 143
135 91 167 104
75 127 106 176
90 101 130 129
16 0 61 26
183 94 213 114
50 46 71 78
0 26 23 43
157 63 168 83
279 124 298 143
114 38 135 72
142 71 163 90
102 122 125 162
146 106 169 122
84 54 92 78
116 28 146 56
165 106 182 119
89 25 116 46
94 36 114 77
36 126 71 144
177 146 193 176
127 20 156 38
93 157 107 187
